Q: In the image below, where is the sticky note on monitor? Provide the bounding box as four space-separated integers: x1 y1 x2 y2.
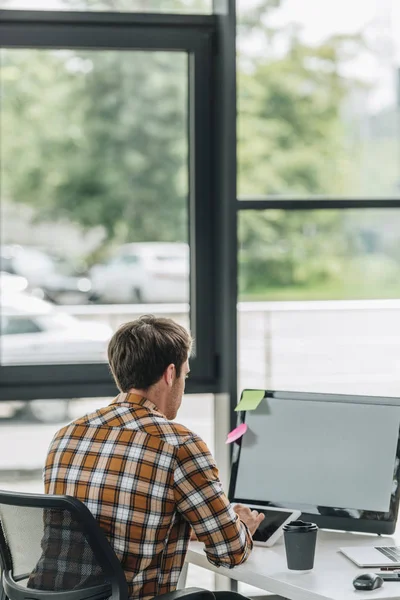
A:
226 423 248 444
234 389 265 412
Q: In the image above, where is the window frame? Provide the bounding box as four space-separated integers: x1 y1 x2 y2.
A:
0 9 218 399
232 0 400 428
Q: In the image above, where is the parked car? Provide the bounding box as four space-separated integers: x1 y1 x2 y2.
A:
0 291 112 422
0 244 92 304
90 242 189 304
0 271 28 294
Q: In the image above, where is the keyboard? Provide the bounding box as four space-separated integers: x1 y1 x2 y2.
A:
376 546 400 562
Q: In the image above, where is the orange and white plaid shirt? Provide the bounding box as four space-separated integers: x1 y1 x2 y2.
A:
43 393 253 600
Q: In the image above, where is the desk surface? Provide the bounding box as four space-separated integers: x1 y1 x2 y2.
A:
186 530 400 600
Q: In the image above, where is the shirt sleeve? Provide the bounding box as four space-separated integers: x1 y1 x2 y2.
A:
173 434 253 569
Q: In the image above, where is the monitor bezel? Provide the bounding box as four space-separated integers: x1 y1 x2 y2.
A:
228 389 400 535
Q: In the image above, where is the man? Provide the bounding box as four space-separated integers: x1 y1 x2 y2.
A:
41 315 264 600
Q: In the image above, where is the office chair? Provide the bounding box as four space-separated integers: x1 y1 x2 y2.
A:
0 490 214 600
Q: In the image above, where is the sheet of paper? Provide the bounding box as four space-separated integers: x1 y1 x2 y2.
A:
226 423 247 444
234 389 265 412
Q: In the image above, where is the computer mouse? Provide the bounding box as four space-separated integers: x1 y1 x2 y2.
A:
353 573 384 591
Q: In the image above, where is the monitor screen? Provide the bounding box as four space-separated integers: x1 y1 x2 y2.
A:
229 390 400 535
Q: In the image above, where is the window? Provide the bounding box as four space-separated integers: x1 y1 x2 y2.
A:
0 392 216 479
237 0 400 199
0 10 217 397
1 47 188 361
237 208 400 397
238 209 400 302
236 0 400 404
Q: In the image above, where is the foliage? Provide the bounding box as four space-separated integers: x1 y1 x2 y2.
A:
239 210 348 291
2 0 397 298
237 24 366 290
2 49 188 243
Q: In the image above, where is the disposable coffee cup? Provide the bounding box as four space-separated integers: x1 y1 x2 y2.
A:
282 520 318 572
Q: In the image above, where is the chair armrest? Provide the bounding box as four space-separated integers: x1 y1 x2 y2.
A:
155 587 215 600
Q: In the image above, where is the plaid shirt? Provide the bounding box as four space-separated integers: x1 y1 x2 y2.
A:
40 393 253 600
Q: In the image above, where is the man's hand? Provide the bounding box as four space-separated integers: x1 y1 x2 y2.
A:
233 504 265 536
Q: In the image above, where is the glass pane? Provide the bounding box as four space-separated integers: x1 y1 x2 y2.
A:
0 48 190 365
0 393 215 482
0 392 216 588
237 0 400 199
239 209 400 302
0 0 211 12
238 208 400 396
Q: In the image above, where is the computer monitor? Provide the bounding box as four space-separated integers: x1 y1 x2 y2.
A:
229 390 400 535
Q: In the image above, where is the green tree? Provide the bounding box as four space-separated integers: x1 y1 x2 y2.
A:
2 0 212 262
2 48 188 246
239 210 349 294
1 0 373 296
237 10 365 295
238 35 356 197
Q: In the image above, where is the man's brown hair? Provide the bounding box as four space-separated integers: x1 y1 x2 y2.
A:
108 315 192 392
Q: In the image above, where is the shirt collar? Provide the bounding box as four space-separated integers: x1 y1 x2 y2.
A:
111 392 166 418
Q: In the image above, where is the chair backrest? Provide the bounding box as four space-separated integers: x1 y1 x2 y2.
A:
0 491 128 600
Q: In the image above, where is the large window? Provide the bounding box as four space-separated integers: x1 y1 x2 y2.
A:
236 0 400 400
0 9 217 398
237 0 400 199
1 48 189 367
0 21 223 575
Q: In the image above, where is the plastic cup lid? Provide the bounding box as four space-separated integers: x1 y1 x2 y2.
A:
283 520 318 532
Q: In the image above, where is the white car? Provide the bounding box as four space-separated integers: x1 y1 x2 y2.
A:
90 242 189 304
0 271 29 294
1 244 92 304
0 292 112 422
1 292 111 365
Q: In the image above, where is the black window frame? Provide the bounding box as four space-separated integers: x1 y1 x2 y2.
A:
0 8 219 400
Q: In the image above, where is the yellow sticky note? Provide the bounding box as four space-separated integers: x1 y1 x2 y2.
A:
234 389 265 412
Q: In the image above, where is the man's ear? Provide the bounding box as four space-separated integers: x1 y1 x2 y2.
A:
163 363 175 387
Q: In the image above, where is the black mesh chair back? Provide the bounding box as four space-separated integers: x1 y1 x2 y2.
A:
0 491 128 600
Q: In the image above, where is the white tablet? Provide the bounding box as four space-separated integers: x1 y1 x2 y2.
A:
243 504 301 547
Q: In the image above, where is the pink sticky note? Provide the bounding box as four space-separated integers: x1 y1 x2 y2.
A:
226 423 247 444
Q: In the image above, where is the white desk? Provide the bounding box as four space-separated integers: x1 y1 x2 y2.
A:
186 530 400 600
